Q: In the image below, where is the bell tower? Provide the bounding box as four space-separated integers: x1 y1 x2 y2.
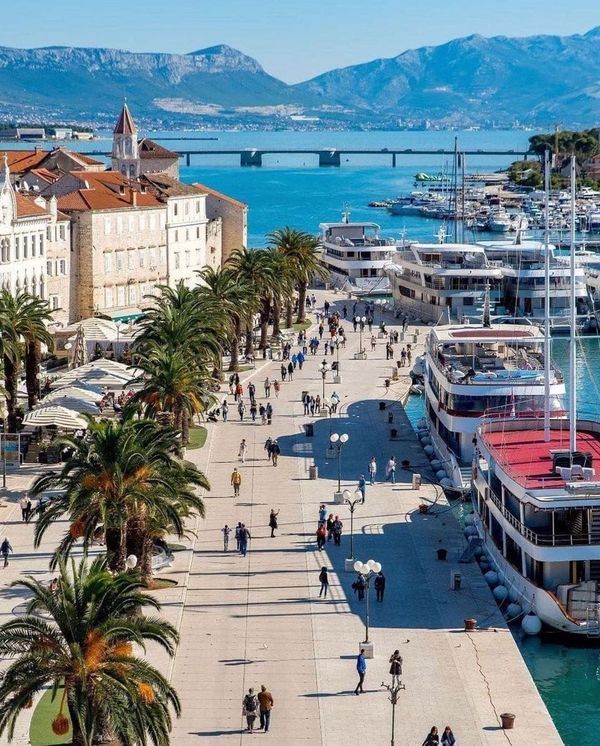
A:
111 102 139 178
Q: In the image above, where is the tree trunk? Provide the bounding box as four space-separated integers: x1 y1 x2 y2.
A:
105 526 126 573
285 300 294 329
296 282 308 324
245 322 254 358
181 410 190 445
126 512 153 585
25 339 41 409
228 318 241 372
4 354 18 433
272 297 281 339
259 298 271 352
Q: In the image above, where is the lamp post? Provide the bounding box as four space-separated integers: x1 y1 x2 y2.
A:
356 316 367 357
343 489 364 571
333 338 342 384
382 681 406 746
353 558 382 656
319 360 330 404
330 432 349 499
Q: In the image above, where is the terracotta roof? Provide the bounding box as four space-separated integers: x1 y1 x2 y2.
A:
192 182 247 209
140 173 199 197
0 149 47 173
15 194 50 218
57 178 162 212
113 103 136 135
139 138 178 160
74 152 104 166
28 168 60 184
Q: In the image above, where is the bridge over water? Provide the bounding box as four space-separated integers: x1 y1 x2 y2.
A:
88 147 532 168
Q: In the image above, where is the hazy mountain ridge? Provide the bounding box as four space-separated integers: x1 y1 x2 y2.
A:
0 29 598 128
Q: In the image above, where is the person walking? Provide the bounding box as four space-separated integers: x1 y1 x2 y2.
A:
370 335 377 352
234 522 243 552
375 570 386 602
239 524 251 556
19 495 28 522
264 377 271 398
259 404 267 425
221 524 231 552
385 456 396 484
354 573 366 601
332 516 343 546
287 361 294 381
257 685 274 733
1 537 13 568
231 467 242 497
316 523 327 550
441 726 456 746
318 504 328 524
238 438 248 463
250 401 257 422
264 436 273 461
248 381 256 404
423 726 440 745
302 391 310 415
297 351 305 370
265 402 273 425
389 650 403 687
222 400 229 422
273 380 280 398
270 438 280 466
368 457 377 485
357 474 366 501
354 649 367 695
242 688 259 733
326 513 335 542
280 363 287 381
237 400 245 421
319 566 329 598
269 509 279 537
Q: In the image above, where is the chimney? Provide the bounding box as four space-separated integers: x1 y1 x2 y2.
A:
131 188 137 207
119 184 125 195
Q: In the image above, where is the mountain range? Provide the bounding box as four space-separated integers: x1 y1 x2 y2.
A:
0 28 598 129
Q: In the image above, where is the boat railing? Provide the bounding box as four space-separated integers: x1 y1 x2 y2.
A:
485 486 600 546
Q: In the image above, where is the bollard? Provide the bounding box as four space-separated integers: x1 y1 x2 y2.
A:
500 713 515 730
309 464 318 480
464 618 477 631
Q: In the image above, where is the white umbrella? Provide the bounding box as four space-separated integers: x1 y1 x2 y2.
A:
43 385 103 403
64 317 119 342
34 396 99 415
23 405 88 430
50 360 139 390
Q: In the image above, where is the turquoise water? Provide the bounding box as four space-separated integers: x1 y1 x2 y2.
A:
177 131 598 746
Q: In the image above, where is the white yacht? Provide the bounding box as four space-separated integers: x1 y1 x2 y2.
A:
317 214 402 295
384 242 504 323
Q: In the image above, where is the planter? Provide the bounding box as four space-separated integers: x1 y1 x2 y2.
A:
500 713 515 730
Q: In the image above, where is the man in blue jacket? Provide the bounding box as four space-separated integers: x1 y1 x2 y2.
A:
354 649 367 695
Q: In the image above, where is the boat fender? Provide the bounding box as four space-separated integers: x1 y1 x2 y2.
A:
484 571 499 586
493 585 508 602
521 613 542 636
464 513 475 526
508 587 520 604
506 602 522 619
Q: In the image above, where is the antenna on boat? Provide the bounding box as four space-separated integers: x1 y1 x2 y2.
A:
483 281 491 328
342 207 351 224
569 154 577 454
543 149 551 442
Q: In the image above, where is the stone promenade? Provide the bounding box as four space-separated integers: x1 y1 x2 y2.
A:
0 291 561 745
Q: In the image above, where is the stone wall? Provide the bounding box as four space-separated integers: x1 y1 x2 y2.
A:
203 191 248 263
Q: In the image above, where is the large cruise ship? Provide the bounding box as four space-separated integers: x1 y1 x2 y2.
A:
317 214 402 295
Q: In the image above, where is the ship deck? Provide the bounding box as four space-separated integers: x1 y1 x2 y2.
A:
484 426 600 489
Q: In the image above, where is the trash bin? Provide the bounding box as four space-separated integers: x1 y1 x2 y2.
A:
437 548 448 561
309 464 318 480
411 472 421 489
500 714 515 730
304 423 314 437
379 402 386 411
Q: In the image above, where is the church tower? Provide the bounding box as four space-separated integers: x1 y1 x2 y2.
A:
111 102 139 178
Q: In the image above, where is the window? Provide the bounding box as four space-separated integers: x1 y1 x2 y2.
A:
149 248 156 267
174 203 178 217
139 249 145 268
174 230 178 242
23 236 28 258
46 260 53 276
129 285 137 304
196 200 200 213
104 218 111 235
117 286 125 306
116 251 124 271
46 227 51 240
184 201 189 215
31 235 36 256
195 248 201 265
39 234 44 255
196 227 200 239
104 253 112 272
59 225 65 240
185 229 189 241
128 251 135 270
104 287 113 308
49 294 60 310
15 237 20 260
59 259 66 275
174 253 180 270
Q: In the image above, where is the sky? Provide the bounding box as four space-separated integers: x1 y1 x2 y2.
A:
1 0 598 82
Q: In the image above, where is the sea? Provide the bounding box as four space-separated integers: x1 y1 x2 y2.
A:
8 128 600 742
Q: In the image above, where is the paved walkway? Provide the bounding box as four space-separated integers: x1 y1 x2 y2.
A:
0 291 561 745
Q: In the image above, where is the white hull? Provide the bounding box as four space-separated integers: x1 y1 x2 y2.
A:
472 511 597 636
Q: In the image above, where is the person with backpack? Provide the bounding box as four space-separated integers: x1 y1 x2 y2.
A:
270 439 280 466
319 566 329 598
234 522 243 552
242 688 259 733
316 523 327 550
1 537 13 568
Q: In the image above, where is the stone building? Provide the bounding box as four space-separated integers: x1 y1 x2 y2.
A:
194 182 248 262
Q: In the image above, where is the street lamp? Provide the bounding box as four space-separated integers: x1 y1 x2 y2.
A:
319 360 330 402
333 337 342 383
353 558 382 649
343 489 364 571
382 681 406 746
329 432 349 496
356 316 367 355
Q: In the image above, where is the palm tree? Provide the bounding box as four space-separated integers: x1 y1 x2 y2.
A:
268 227 328 323
0 290 54 428
0 556 180 746
30 416 207 575
195 266 255 372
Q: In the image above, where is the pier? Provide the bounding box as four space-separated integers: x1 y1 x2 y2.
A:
86 146 532 168
0 291 560 745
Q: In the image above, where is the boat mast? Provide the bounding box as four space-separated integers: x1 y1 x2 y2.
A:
569 155 577 453
544 149 551 441
453 137 459 243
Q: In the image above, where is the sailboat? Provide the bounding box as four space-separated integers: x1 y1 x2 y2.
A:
471 154 600 637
